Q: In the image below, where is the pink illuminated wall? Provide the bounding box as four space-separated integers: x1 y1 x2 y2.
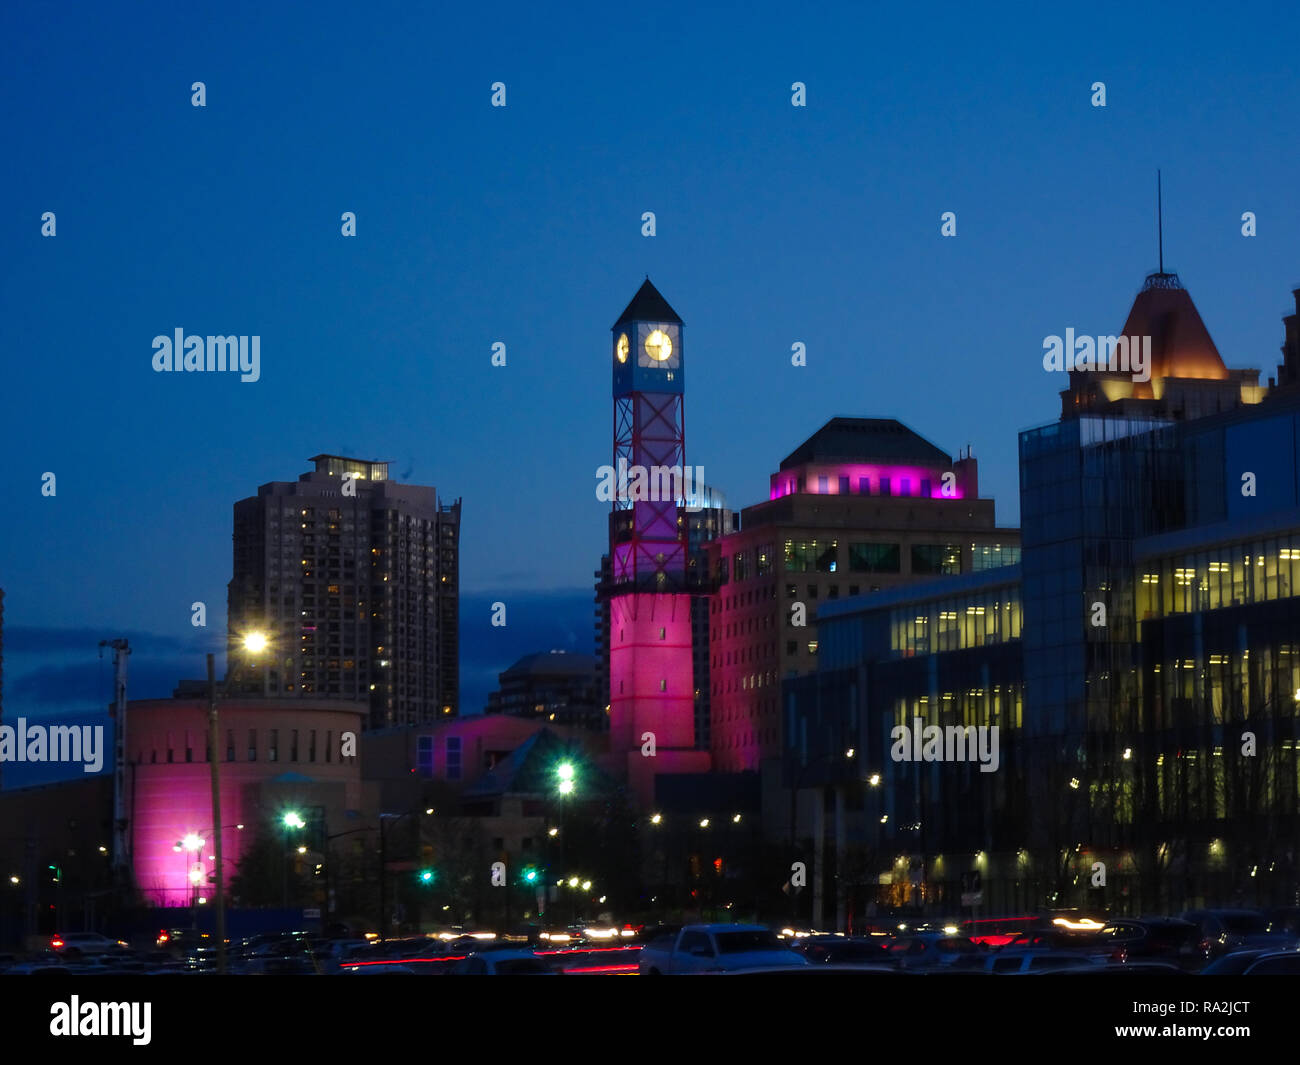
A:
769 462 965 501
608 594 695 755
126 698 364 908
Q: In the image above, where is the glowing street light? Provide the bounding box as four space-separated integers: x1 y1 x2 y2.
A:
242 631 269 654
650 813 662 825
282 811 306 830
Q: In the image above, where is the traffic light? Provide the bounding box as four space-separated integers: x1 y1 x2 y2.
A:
521 865 538 885
418 868 435 885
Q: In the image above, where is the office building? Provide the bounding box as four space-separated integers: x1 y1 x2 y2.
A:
788 274 1300 922
709 417 1019 776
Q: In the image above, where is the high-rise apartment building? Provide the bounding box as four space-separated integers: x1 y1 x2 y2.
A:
228 455 461 729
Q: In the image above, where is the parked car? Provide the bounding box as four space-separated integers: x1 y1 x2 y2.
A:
985 949 1102 974
638 925 806 974
448 950 561 975
728 964 906 975
1042 962 1187 976
886 932 982 970
793 935 895 966
1180 909 1295 961
1240 951 1300 974
1091 917 1201 969
1199 949 1274 975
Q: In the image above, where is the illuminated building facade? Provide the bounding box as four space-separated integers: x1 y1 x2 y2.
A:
125 696 364 908
596 485 735 754
708 417 1019 778
788 275 1300 922
228 455 461 728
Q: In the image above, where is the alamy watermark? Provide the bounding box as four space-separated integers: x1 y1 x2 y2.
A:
152 328 260 382
890 718 1000 773
0 719 104 773
1042 330 1151 383
596 459 706 512
50 997 151 1045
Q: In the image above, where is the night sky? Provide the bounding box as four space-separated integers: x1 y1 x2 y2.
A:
3 1 1298 785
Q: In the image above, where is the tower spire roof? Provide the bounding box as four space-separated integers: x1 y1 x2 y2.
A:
1118 276 1228 389
613 278 683 328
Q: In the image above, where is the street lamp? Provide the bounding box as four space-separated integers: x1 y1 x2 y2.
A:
281 809 308 907
174 835 204 921
204 629 268 973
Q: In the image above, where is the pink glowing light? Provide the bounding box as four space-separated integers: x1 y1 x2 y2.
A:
768 463 963 501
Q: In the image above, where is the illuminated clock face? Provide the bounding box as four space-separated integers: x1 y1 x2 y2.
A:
616 333 629 363
644 329 673 362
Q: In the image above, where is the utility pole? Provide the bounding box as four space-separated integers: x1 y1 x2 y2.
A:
206 653 227 974
99 639 131 893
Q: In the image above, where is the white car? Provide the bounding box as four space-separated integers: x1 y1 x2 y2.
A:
51 933 129 957
984 949 1103 974
638 925 807 975
448 950 561 975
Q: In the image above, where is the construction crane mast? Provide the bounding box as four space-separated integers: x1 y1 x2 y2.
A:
99 639 130 884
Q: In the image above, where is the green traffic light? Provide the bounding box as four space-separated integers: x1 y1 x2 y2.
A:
282 811 306 830
419 868 434 884
523 866 538 883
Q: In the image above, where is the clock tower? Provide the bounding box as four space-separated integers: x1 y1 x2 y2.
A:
607 279 711 803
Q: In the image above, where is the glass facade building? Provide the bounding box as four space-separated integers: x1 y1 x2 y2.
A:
788 390 1300 921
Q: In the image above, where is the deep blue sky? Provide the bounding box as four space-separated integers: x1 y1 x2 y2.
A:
3 2 1298 783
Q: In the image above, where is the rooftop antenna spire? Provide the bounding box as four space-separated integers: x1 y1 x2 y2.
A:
1157 169 1164 274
